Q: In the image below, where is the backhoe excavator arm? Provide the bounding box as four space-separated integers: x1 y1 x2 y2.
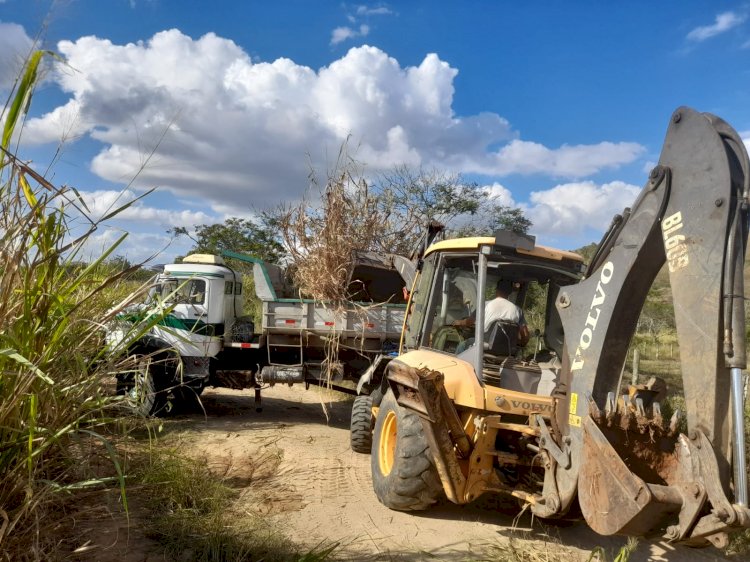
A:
545 107 750 546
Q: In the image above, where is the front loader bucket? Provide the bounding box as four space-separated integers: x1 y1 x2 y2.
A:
386 360 472 504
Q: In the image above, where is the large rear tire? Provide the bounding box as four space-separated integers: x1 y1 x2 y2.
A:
350 394 374 453
370 389 443 510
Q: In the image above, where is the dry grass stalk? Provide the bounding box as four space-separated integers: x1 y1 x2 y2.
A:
0 50 165 559
274 145 389 394
276 145 382 304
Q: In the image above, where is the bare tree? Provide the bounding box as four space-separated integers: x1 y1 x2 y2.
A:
274 147 383 302
372 165 489 254
270 145 532 300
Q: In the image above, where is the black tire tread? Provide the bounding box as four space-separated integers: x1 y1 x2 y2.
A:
117 353 170 417
350 395 374 453
171 383 205 412
371 390 443 511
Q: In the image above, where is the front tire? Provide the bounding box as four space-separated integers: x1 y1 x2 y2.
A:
172 382 205 412
370 389 443 510
350 394 374 453
117 355 167 416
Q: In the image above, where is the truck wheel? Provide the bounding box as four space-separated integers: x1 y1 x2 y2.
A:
350 394 374 453
117 355 166 416
370 389 443 510
172 383 205 412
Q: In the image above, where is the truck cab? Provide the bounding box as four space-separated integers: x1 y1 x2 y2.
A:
112 250 411 416
150 254 244 358
364 230 588 509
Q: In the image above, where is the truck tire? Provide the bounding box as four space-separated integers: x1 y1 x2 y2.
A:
117 355 167 416
350 394 374 453
370 389 443 511
172 383 205 412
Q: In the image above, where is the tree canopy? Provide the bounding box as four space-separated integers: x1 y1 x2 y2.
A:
171 217 284 264
271 162 532 258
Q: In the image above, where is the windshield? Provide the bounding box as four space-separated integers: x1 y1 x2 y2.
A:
149 277 207 305
418 252 581 358
421 255 478 353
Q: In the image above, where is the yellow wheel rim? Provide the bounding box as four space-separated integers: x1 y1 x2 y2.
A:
378 410 398 476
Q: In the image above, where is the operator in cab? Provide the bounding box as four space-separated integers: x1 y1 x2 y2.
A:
454 279 530 347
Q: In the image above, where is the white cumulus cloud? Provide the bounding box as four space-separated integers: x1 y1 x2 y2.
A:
331 24 370 45
356 5 392 16
741 130 750 154
523 181 640 237
481 182 515 206
72 228 184 265
687 11 746 42
0 22 34 89
23 30 645 212
78 188 215 227
479 139 644 178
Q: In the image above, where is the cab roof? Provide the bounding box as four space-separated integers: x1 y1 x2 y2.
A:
424 234 585 264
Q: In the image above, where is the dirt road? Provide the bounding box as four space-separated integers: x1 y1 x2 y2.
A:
134 385 730 562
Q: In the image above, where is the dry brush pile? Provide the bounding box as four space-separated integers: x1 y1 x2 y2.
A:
271 145 522 386
275 149 383 304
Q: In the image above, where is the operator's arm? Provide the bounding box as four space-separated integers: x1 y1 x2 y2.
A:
453 316 475 328
518 324 530 347
517 310 530 347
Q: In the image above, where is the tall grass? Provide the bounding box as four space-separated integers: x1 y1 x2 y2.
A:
0 49 329 562
0 50 142 557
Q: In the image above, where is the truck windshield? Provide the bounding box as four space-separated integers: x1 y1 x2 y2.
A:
149 278 207 305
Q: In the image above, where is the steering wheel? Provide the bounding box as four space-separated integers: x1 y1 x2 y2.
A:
431 325 467 353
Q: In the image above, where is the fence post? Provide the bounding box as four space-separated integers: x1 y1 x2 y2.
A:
632 348 640 385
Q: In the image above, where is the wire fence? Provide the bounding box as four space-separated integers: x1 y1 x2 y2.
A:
620 342 682 393
621 340 749 399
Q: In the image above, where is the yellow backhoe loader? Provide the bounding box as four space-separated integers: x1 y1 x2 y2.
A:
361 107 750 548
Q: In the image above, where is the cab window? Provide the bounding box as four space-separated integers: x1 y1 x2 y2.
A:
402 254 436 351
154 278 207 305
421 255 478 355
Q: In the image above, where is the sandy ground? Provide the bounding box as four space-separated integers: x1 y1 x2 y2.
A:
72 385 735 561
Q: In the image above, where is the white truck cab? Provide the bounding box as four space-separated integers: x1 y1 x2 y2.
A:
145 254 244 358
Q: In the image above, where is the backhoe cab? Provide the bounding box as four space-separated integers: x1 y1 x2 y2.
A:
370 107 750 548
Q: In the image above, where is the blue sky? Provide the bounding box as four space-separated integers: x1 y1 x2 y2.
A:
1 1 749 263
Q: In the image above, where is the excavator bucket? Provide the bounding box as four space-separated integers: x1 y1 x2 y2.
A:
579 416 705 539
